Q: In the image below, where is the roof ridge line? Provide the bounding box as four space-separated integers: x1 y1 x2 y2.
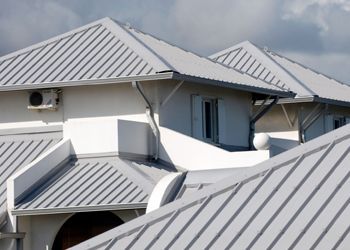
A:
102 18 174 73
268 50 350 88
209 41 249 60
0 18 108 62
209 58 288 93
244 42 317 96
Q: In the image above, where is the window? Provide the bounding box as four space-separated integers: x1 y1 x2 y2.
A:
333 116 347 129
192 95 225 144
202 98 218 142
325 115 350 132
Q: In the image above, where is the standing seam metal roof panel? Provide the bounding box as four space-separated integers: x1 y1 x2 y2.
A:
14 156 174 215
0 131 62 220
0 18 290 96
71 124 350 250
210 41 350 104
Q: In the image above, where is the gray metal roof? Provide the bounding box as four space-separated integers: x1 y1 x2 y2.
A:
210 41 350 105
0 129 62 222
14 155 174 215
71 124 350 250
0 18 291 97
174 168 250 200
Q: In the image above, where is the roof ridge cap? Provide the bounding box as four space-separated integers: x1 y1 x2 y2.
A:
244 42 316 96
102 18 173 73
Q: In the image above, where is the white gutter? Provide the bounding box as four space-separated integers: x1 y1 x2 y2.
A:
132 81 160 160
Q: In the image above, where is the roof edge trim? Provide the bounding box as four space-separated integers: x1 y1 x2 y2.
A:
0 72 174 92
172 72 295 98
0 125 63 136
12 203 148 216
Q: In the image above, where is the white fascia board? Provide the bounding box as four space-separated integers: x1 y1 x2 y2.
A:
12 203 147 216
0 73 174 92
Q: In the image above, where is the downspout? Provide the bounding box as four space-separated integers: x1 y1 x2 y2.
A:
132 81 160 160
249 96 279 149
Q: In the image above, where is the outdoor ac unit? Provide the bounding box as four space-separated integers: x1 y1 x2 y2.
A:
28 89 59 110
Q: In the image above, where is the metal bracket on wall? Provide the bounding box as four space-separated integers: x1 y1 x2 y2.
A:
160 80 184 107
249 96 279 149
281 104 295 128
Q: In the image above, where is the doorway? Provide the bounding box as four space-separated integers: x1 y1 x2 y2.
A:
52 211 123 250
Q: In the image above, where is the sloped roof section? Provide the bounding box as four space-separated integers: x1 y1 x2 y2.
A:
210 41 350 104
14 155 173 215
0 129 62 221
0 18 290 96
72 124 350 250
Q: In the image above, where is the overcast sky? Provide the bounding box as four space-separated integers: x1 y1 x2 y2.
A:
1 0 350 82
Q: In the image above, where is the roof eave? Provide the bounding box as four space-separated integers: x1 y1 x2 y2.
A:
0 72 174 92
255 95 350 107
12 203 148 216
172 72 295 98
314 96 350 108
0 71 294 98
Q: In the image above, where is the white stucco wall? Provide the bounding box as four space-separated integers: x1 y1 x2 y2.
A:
0 81 253 156
256 102 350 151
159 81 252 148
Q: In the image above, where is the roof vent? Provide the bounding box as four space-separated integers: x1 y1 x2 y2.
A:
28 89 59 110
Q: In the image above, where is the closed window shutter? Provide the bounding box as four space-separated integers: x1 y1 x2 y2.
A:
192 95 203 139
217 98 226 144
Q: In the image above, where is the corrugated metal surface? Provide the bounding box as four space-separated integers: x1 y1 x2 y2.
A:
0 19 156 86
211 41 350 103
14 155 173 215
0 18 289 95
267 50 350 103
72 124 350 250
124 25 289 93
0 131 62 219
174 168 246 200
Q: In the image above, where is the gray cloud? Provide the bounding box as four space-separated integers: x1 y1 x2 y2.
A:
0 0 349 82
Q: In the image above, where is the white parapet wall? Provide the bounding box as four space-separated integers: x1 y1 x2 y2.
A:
7 139 71 217
159 127 270 170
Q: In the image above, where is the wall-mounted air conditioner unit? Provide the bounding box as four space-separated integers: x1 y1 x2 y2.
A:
28 89 59 110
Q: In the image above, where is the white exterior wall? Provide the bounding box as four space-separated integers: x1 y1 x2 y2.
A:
62 83 150 155
256 103 350 151
0 83 151 156
0 90 63 129
159 81 252 148
18 209 143 250
0 81 252 156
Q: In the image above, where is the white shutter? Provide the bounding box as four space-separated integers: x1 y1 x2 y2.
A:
217 99 226 144
324 114 333 132
192 95 203 139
